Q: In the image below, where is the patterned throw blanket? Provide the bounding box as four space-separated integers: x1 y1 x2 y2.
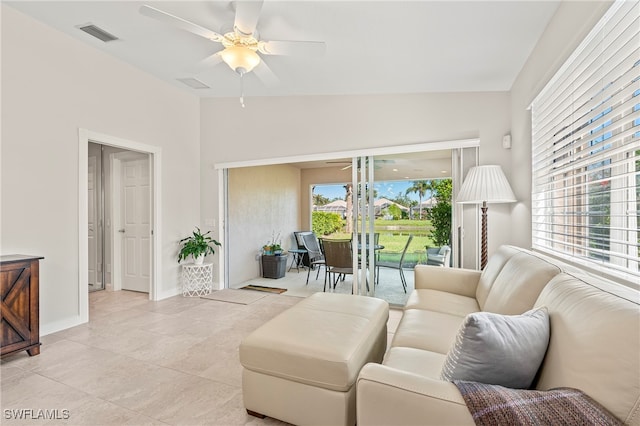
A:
454 381 623 426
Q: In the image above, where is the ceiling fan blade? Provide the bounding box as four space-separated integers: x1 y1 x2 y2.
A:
259 40 326 57
195 52 224 71
140 5 224 43
233 0 264 36
252 59 279 87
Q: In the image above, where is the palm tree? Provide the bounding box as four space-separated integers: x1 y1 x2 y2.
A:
344 183 353 233
405 180 432 219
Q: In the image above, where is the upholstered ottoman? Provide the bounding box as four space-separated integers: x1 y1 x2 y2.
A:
239 292 389 426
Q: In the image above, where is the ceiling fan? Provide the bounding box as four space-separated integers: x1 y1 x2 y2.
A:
139 1 326 106
326 159 395 170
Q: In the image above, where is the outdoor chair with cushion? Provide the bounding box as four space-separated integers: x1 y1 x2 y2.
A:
426 245 451 267
375 235 413 293
301 232 325 285
293 231 314 267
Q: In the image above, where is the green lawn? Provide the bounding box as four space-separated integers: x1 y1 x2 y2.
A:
322 219 437 267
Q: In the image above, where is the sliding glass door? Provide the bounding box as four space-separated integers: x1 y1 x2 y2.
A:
350 156 376 296
347 148 479 299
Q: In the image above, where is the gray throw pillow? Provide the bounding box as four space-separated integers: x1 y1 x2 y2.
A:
440 307 549 389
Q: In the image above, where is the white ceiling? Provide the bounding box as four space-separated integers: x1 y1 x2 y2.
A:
294 150 453 180
6 1 560 99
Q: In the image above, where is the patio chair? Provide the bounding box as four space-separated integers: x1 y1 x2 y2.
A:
375 235 413 293
293 231 314 267
426 245 451 267
301 232 325 285
322 239 354 292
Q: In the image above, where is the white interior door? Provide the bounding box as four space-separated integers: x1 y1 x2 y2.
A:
120 155 151 293
88 155 99 288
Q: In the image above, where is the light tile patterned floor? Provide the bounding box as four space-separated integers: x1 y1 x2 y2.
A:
1 289 404 425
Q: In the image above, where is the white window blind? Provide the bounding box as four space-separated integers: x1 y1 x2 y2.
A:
531 0 639 284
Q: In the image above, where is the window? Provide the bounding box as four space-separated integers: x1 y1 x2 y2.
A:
531 0 639 284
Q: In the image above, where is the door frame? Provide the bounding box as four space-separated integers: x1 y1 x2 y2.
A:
78 129 162 323
214 139 479 290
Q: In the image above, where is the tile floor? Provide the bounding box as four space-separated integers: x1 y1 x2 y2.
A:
1 289 403 425
234 261 415 307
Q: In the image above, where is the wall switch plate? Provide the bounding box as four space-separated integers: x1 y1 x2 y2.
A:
502 134 512 149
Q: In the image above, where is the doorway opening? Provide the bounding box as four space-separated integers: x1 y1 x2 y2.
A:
216 140 479 306
87 142 152 294
79 129 162 324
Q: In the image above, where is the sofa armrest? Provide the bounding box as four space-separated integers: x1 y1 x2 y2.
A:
356 363 474 426
414 265 481 298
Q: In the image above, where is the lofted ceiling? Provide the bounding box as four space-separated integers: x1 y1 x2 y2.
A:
6 1 560 99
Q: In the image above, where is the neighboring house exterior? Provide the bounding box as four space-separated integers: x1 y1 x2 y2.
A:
314 200 348 217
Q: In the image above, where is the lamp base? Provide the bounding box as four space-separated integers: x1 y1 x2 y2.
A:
481 201 488 270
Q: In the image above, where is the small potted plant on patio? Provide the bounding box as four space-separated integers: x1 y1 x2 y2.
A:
178 227 221 264
261 231 286 278
262 231 283 256
262 242 283 256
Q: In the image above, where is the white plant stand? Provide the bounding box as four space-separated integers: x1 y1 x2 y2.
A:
182 263 213 297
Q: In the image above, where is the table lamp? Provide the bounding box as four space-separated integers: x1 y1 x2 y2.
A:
457 165 516 269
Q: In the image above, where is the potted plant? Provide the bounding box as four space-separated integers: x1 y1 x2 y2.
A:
262 242 283 256
178 227 221 264
262 231 283 256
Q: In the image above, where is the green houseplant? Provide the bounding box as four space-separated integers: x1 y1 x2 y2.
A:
262 231 283 255
262 243 283 255
178 227 221 264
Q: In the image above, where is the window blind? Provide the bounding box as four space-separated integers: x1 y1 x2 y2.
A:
531 0 639 284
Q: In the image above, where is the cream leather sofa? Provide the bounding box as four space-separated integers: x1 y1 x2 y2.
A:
357 245 640 425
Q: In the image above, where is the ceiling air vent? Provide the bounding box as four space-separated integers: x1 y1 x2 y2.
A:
177 78 210 89
78 24 119 42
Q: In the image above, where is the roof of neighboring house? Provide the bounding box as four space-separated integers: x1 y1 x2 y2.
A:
375 197 409 212
419 197 438 208
314 199 347 212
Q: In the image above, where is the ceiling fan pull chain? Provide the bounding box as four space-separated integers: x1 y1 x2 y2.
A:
239 71 246 108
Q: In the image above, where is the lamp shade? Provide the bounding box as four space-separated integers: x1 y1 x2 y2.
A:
220 45 261 73
457 165 516 204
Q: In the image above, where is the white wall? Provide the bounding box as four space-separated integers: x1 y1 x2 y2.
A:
201 92 513 269
227 165 301 286
1 5 201 334
509 1 612 249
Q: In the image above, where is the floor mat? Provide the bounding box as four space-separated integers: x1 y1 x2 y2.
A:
241 284 287 294
201 289 267 305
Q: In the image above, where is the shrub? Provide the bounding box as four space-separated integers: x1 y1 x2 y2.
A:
387 204 403 220
426 179 452 246
312 211 343 235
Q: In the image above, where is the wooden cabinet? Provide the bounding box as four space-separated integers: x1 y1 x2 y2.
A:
1 255 43 357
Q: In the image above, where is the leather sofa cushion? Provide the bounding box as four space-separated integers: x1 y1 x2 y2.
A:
404 289 480 316
240 293 388 392
383 347 446 379
533 273 640 424
391 309 466 354
475 245 522 309
482 251 561 315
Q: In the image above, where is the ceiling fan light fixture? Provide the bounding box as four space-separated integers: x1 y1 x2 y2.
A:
220 45 261 74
